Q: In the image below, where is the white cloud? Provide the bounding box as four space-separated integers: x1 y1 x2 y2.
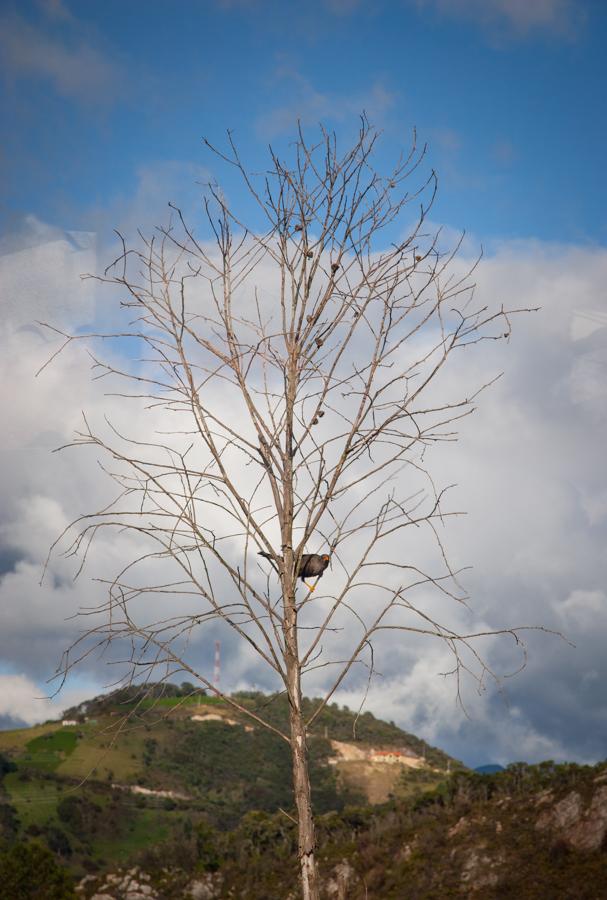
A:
1 210 607 766
0 10 122 104
0 216 96 330
414 0 585 38
558 590 607 629
256 72 396 138
571 309 607 341
321 238 607 763
89 160 211 245
335 659 572 766
0 673 92 726
580 488 607 527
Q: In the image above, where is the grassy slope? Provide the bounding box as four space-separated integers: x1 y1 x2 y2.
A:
93 808 170 865
0 721 63 754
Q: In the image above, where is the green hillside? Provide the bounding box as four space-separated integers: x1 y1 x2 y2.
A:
0 685 455 888
233 691 454 769
59 684 456 769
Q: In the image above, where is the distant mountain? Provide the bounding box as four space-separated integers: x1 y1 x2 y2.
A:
0 715 27 732
475 763 506 774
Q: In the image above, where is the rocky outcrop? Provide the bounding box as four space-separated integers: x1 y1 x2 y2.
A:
536 785 607 852
460 845 505 893
446 783 607 894
536 790 583 832
566 786 607 851
448 815 469 838
185 873 223 899
77 867 224 900
324 859 356 899
78 867 158 899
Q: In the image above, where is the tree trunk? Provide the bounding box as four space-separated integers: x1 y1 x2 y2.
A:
283 335 320 898
282 552 319 897
286 644 320 900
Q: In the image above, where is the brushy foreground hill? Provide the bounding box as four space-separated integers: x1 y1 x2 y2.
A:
3 758 607 898
67 762 607 898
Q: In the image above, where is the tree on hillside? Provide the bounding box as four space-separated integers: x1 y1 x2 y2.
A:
0 842 76 900
43 119 545 899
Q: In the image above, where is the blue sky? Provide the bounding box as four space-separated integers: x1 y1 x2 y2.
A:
1 0 605 244
1 0 607 769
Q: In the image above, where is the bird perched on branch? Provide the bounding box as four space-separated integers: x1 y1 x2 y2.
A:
258 551 330 591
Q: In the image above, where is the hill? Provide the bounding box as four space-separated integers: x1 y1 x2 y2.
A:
66 760 607 898
60 685 455 768
2 689 607 897
0 685 458 888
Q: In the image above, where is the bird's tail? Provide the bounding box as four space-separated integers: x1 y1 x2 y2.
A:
258 551 273 561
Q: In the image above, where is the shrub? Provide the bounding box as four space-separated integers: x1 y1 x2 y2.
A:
0 841 76 899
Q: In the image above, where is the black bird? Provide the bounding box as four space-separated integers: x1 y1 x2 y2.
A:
258 551 330 591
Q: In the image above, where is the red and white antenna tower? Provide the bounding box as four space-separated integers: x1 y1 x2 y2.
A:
213 640 221 691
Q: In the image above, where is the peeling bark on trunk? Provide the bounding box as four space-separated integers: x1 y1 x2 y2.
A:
291 724 320 899
286 613 320 900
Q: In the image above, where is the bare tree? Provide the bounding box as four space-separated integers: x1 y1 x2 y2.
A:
42 119 544 899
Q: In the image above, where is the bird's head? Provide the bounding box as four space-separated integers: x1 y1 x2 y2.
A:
321 553 330 568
